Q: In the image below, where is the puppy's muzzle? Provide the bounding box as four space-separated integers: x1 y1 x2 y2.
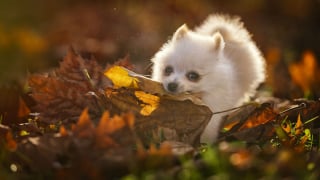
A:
167 82 178 93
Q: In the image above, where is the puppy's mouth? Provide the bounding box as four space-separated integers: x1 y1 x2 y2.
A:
170 89 204 99
186 91 204 98
163 83 204 98
164 89 205 105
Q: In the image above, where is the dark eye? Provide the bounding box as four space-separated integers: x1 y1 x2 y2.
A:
164 66 173 76
186 71 200 82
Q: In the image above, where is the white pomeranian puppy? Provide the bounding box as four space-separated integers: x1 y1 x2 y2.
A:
151 14 266 143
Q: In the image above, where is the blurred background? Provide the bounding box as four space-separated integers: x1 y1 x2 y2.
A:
1 0 320 122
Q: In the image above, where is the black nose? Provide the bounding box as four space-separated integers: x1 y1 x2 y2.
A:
167 82 178 92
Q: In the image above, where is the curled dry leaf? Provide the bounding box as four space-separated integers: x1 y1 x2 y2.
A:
104 65 212 146
106 88 212 146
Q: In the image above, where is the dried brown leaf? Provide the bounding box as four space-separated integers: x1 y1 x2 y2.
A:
15 109 137 178
106 88 212 146
221 103 278 142
28 47 109 124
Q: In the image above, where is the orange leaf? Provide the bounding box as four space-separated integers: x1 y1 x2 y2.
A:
281 122 291 134
96 111 127 134
59 126 68 137
239 104 277 130
95 113 118 148
95 111 135 148
77 108 92 126
106 115 126 134
148 143 172 156
289 51 317 92
294 114 303 136
72 108 95 138
96 111 111 135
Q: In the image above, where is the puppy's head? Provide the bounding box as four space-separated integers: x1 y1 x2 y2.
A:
151 24 225 94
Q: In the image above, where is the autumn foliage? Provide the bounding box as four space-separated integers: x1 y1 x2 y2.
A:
0 48 320 179
1 1 320 178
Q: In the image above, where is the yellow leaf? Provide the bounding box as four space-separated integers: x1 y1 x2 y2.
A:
104 66 139 88
135 91 160 116
300 129 311 144
20 130 29 136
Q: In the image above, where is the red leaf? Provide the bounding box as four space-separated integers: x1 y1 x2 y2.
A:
28 47 110 124
5 131 17 151
18 96 30 118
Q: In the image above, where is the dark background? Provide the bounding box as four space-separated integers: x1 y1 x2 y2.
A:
1 0 320 118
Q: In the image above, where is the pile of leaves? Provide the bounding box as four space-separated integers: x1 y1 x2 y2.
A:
1 48 320 179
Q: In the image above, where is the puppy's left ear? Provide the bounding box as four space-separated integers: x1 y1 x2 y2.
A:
173 24 189 41
212 32 225 51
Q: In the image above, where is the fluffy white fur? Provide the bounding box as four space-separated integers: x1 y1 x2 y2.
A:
151 14 266 143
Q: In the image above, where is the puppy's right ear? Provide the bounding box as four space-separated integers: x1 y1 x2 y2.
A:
173 24 189 41
212 32 225 52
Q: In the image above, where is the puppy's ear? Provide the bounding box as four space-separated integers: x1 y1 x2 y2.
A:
173 24 189 41
212 32 225 51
